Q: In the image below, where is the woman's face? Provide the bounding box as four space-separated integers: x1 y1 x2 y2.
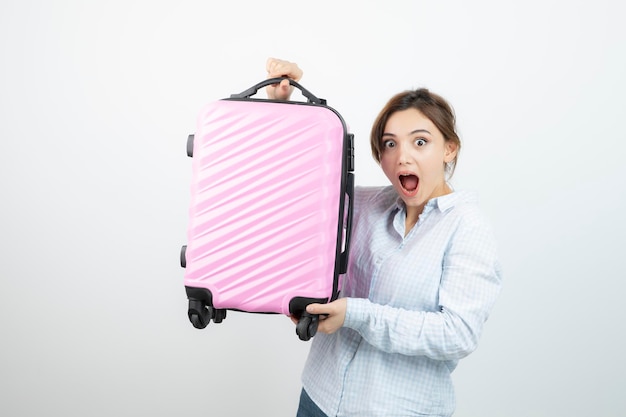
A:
380 108 457 216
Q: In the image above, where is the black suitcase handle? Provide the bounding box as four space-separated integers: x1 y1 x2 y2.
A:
230 77 326 105
338 172 354 275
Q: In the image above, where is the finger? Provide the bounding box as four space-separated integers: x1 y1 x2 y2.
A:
306 303 331 315
266 58 302 81
266 57 286 76
315 314 341 334
279 78 290 90
266 59 284 78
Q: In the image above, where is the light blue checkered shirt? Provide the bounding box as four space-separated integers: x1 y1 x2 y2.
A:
301 186 502 417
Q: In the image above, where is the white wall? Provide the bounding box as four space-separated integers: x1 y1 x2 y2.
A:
1 1 624 416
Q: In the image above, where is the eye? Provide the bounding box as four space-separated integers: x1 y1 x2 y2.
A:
415 138 427 147
383 139 396 149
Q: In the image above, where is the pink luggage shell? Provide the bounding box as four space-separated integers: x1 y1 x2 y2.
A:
181 79 353 340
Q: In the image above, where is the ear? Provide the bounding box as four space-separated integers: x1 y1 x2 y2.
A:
443 141 458 163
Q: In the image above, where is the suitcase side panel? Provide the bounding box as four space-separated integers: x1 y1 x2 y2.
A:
184 100 346 315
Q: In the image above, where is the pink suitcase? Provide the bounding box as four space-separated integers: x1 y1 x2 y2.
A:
180 78 354 340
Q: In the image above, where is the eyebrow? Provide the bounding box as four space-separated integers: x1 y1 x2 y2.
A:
382 129 432 137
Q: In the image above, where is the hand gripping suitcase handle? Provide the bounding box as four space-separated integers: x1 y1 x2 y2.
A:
339 172 355 275
230 77 326 105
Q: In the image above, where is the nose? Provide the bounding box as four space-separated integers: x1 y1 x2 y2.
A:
396 143 412 165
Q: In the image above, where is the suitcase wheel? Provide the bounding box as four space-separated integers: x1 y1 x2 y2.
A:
296 313 319 341
213 309 227 324
188 299 212 329
190 313 205 329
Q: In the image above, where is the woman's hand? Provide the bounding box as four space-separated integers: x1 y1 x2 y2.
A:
305 298 347 334
265 57 303 100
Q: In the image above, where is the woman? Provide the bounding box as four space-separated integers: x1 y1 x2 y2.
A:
267 58 502 417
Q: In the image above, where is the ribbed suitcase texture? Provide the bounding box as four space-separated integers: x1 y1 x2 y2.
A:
181 79 353 340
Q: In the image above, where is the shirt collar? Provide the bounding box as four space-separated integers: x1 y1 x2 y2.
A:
393 189 477 214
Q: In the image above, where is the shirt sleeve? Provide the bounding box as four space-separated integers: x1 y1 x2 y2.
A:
342 211 503 360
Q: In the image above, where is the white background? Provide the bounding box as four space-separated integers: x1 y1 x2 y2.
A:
1 1 624 416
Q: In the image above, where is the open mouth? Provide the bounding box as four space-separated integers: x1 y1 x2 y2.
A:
399 174 419 193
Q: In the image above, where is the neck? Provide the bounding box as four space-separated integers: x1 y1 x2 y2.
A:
404 205 423 236
404 184 453 236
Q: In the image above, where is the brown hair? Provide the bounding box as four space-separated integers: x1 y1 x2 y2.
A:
370 88 461 177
